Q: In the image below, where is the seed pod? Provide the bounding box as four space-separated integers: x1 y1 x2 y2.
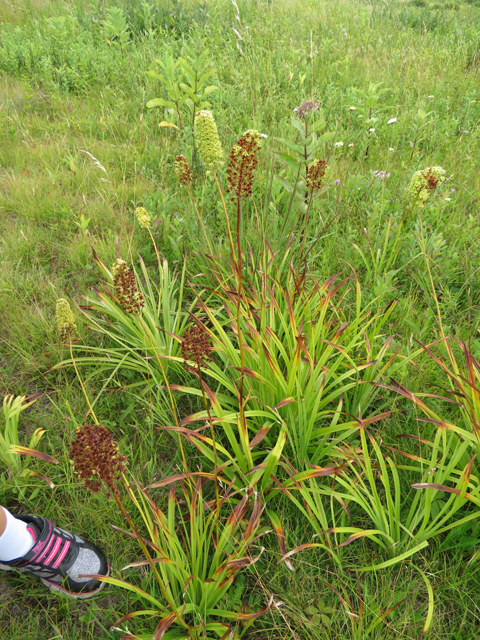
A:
181 324 212 370
112 259 144 315
306 159 328 192
226 129 262 203
174 155 193 187
70 424 127 494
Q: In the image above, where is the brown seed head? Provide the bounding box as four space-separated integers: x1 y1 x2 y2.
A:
294 100 318 120
175 155 192 187
306 159 328 192
226 129 262 203
70 424 127 494
111 259 144 315
181 324 212 370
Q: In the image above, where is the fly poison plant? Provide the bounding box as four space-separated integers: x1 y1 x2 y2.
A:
55 250 194 428
160 255 409 497
70 423 278 640
281 421 480 577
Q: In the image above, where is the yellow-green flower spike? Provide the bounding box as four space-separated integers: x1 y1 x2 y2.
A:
194 110 223 169
56 298 79 344
135 206 151 229
409 166 446 206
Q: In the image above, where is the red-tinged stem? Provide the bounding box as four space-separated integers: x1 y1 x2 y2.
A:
299 190 314 268
236 194 248 461
196 364 220 565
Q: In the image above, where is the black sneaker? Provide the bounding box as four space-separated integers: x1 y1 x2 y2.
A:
0 514 109 599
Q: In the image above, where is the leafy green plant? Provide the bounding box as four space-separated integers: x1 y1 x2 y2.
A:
147 44 218 131
1 395 58 496
275 105 334 223
101 7 131 47
164 255 408 496
408 108 435 159
320 573 411 638
55 251 193 431
304 595 336 627
284 422 480 572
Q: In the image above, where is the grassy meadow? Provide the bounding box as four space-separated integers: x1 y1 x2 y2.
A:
1 0 480 638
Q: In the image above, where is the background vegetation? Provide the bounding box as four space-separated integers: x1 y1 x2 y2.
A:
1 0 480 638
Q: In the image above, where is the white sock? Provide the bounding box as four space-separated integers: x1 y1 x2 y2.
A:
0 507 36 562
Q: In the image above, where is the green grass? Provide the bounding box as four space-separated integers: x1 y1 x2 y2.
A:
1 0 480 638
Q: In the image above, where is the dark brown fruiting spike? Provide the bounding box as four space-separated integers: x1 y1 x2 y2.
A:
226 130 262 203
181 324 212 370
306 159 328 192
69 424 127 494
111 259 144 315
174 155 193 187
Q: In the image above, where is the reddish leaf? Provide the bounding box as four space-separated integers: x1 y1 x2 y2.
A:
273 397 295 410
249 427 270 450
152 612 177 640
9 446 59 465
121 557 172 571
147 472 216 489
28 471 55 489
411 483 474 500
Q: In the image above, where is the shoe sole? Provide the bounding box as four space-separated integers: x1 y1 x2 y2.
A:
40 575 108 599
1 563 110 600
40 563 110 600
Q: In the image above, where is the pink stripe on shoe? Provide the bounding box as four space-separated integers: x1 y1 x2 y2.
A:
45 537 61 565
29 521 53 563
27 526 37 542
36 535 55 562
52 541 70 569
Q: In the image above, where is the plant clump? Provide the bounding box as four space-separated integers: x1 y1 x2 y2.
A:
226 129 262 202
409 166 446 205
70 423 127 494
56 298 79 345
194 110 223 168
111 259 144 315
